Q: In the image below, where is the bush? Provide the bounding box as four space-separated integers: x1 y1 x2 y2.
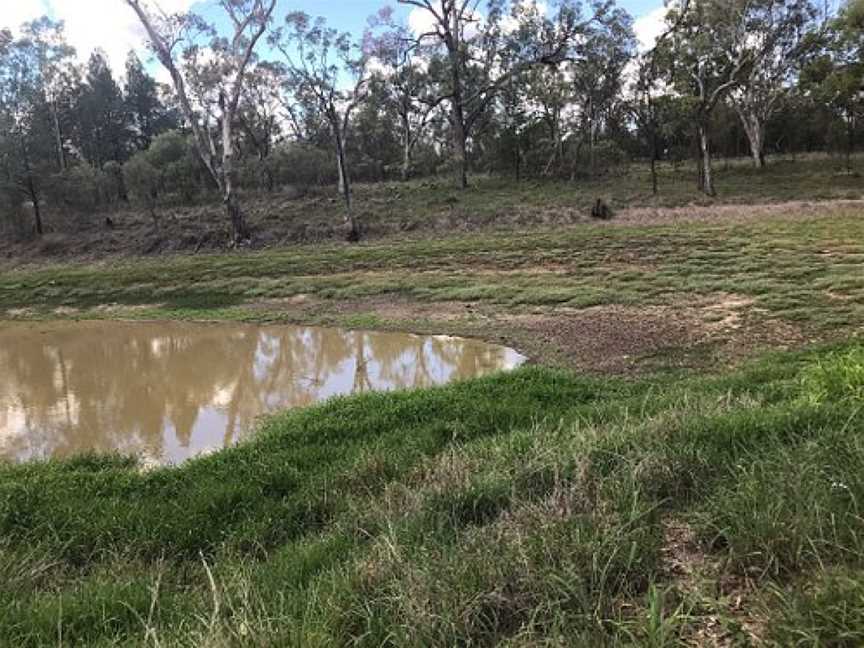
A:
102 161 127 203
266 144 336 188
0 189 29 239
43 165 118 225
238 157 275 191
124 131 205 210
147 131 203 203
124 155 159 213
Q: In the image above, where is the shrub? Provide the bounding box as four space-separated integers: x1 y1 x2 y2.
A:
267 144 336 188
146 131 203 203
44 165 117 225
0 189 28 239
124 155 159 214
124 131 205 212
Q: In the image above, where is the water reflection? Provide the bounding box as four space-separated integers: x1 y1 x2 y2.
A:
0 321 525 464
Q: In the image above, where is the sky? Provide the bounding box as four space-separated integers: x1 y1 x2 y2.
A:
1 0 669 78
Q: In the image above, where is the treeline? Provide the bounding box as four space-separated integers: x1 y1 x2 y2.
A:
1 0 862 243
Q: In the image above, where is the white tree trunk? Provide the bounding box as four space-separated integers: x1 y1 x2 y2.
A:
697 125 715 196
736 106 766 168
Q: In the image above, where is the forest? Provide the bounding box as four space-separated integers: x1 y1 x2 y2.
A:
0 0 860 250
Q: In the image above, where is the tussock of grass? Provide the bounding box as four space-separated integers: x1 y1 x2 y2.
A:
2 344 864 645
800 346 864 405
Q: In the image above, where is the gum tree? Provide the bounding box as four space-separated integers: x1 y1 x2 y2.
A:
270 13 371 241
367 9 446 180
729 0 821 167
124 0 276 244
658 0 751 196
396 0 592 189
0 28 59 236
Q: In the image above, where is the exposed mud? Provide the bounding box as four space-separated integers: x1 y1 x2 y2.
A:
245 293 812 375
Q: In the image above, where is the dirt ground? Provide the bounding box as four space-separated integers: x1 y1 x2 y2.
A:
249 291 817 376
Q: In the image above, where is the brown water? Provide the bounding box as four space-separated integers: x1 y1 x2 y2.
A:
0 321 525 465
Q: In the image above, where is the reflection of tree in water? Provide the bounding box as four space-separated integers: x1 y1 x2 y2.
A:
367 333 510 389
0 323 516 463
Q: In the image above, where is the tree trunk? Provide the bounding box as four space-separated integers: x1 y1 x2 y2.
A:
733 102 767 169
27 176 43 236
744 118 765 169
401 115 412 181
514 137 521 181
52 101 65 172
402 142 412 181
448 9 468 191
697 124 715 196
649 108 659 196
334 125 359 242
650 150 658 196
336 149 346 194
220 94 248 244
452 107 468 190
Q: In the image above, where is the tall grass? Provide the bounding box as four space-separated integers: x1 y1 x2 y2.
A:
2 345 864 645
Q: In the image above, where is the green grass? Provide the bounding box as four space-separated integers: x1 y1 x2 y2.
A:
4 211 864 345
4 189 864 644
1 344 864 645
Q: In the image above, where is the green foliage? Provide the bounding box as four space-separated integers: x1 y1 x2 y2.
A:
46 164 116 215
267 143 337 187
124 131 203 208
123 155 159 211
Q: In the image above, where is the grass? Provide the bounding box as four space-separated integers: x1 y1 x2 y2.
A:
3 177 864 644
3 210 862 325
1 345 864 645
2 206 864 372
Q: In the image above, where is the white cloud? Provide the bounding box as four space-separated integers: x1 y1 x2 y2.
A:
407 6 437 38
1 0 198 76
1 0 50 33
633 5 668 52
408 0 552 42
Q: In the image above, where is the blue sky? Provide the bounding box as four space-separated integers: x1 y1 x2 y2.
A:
209 0 666 38
2 0 667 77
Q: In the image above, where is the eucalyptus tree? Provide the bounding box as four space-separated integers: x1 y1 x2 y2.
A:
17 18 78 173
728 0 821 167
0 29 57 235
569 6 635 176
367 9 445 180
270 12 372 241
396 0 593 189
124 0 276 244
630 54 662 194
658 0 752 196
800 8 864 169
237 61 283 189
525 65 570 175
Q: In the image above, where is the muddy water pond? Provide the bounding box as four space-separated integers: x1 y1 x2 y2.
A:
0 321 525 465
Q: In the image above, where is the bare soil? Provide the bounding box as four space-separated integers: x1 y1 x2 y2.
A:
247 292 814 376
